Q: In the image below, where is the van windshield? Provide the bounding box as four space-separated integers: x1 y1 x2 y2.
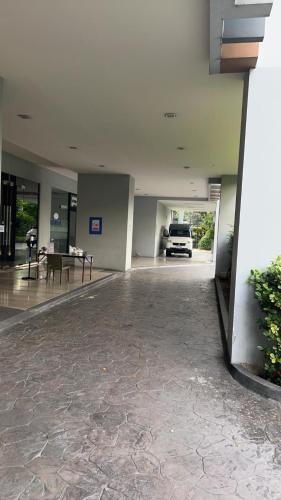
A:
170 229 191 237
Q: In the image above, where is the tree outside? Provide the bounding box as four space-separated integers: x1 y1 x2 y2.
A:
15 199 38 242
172 210 215 249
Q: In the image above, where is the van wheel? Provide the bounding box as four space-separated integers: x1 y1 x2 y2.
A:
189 251 192 258
166 249 171 257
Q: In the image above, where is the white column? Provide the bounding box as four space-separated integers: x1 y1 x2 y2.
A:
212 200 220 263
38 183 52 249
132 197 158 257
178 209 184 223
229 68 281 366
215 175 237 277
0 78 3 205
132 198 171 258
154 202 171 256
76 174 135 271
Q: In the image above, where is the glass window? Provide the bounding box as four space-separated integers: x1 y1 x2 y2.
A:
15 177 39 264
170 228 191 237
50 189 69 253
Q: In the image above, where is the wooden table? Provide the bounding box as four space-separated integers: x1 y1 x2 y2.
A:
37 252 94 283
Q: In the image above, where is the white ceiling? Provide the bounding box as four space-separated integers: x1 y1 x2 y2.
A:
160 199 217 212
0 0 243 198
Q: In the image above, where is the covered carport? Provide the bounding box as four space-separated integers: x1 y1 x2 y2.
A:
132 198 217 269
0 0 280 498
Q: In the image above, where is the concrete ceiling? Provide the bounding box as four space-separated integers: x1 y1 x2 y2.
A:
0 0 244 198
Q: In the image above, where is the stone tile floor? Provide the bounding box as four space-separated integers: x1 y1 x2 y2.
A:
0 264 281 499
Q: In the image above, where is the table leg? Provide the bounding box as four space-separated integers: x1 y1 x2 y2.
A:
36 255 39 280
82 257 85 283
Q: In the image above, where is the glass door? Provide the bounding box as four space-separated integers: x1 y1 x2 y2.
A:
50 189 69 253
67 193 77 249
0 173 16 263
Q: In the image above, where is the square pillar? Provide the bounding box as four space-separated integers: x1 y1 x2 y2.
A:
0 78 3 205
215 175 237 277
132 197 158 258
38 183 51 249
76 174 135 271
132 197 171 258
229 68 281 366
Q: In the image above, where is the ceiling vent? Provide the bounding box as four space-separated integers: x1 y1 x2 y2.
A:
163 112 177 118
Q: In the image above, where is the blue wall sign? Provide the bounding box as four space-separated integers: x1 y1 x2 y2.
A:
89 217 103 235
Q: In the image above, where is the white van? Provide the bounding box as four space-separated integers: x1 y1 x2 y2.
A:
163 223 193 258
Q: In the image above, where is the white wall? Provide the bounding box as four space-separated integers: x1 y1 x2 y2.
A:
2 152 77 248
229 68 281 365
76 174 135 271
216 175 237 277
154 201 171 256
132 197 171 258
132 197 158 257
125 176 135 270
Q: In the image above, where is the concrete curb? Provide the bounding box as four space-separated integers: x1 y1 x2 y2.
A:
215 277 281 403
0 273 118 335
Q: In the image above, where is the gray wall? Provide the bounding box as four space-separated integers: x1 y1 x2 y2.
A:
229 68 281 365
132 197 158 257
132 197 175 258
216 175 237 277
76 174 135 271
2 152 77 248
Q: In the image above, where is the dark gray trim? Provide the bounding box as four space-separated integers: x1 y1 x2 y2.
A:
0 273 117 335
230 363 281 403
222 17 265 43
215 276 281 402
210 0 273 74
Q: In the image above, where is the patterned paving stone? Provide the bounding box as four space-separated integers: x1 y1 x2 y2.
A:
0 264 281 499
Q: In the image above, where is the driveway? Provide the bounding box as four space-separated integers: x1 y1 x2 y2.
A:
0 264 280 499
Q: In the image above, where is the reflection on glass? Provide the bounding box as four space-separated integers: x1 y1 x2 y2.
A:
15 177 39 265
50 190 69 253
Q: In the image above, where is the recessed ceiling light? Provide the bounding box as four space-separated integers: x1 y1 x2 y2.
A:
136 188 141 191
183 166 190 169
190 181 194 184
177 146 185 151
163 112 177 118
68 145 78 150
192 190 197 192
17 114 32 120
98 164 105 168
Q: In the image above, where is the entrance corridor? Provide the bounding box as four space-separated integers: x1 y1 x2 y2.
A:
132 249 212 269
0 265 281 499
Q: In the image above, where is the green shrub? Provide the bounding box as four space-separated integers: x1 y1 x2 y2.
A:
228 228 234 256
249 256 281 385
198 228 214 250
